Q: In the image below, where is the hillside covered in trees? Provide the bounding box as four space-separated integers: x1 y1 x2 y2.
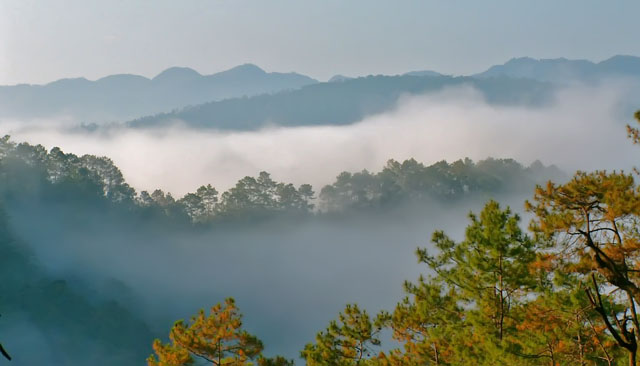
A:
0 133 564 365
0 135 562 224
127 74 554 130
0 200 153 365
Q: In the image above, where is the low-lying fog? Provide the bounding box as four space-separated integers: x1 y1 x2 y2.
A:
2 83 637 195
7 195 522 363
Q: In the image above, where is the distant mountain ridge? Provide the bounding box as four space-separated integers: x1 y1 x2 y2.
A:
403 70 444 77
128 74 554 130
474 55 640 82
0 64 317 123
328 74 353 83
2 55 640 128
125 54 640 131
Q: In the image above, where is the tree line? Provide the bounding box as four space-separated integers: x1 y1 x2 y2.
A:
0 135 562 226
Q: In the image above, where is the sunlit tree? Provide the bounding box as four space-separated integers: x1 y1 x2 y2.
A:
301 304 382 366
522 110 640 366
377 277 464 366
148 298 263 366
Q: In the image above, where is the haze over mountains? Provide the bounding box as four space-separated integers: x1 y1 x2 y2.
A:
127 75 554 130
126 55 640 131
1 55 639 131
474 55 640 82
0 64 316 123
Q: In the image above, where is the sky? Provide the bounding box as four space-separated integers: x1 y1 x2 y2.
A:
1 0 639 85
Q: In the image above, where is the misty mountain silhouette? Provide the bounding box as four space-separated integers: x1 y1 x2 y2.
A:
403 70 444 77
2 55 640 128
127 74 554 130
474 55 640 82
328 74 354 83
0 64 317 123
126 55 640 131
151 67 202 83
328 70 444 82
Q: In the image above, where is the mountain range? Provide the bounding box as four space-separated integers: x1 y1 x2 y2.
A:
128 75 553 130
474 55 640 82
0 64 316 123
1 55 640 129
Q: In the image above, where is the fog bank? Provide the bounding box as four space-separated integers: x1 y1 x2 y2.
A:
1 83 636 196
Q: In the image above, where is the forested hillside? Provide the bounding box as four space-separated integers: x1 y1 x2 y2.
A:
0 135 562 223
127 74 554 130
0 203 153 365
0 135 564 365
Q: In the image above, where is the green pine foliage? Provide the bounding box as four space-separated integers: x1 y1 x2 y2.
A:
0 135 562 225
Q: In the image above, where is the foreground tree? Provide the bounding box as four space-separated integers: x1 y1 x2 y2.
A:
510 271 622 366
256 356 295 366
377 277 464 366
301 304 382 366
148 298 266 366
419 200 537 360
526 171 640 366
523 110 640 366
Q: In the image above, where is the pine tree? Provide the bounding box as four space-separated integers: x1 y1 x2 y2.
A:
301 304 382 366
377 277 464 366
416 200 539 365
148 298 263 366
527 171 640 366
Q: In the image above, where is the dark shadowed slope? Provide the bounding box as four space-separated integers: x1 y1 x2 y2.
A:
0 204 154 366
0 64 317 123
127 74 554 130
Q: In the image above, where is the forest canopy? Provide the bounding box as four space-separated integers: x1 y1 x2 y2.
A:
0 135 563 225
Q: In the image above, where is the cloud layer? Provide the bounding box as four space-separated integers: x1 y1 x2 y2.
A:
2 83 636 197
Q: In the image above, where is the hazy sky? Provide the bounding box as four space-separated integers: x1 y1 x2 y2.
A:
1 0 639 85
